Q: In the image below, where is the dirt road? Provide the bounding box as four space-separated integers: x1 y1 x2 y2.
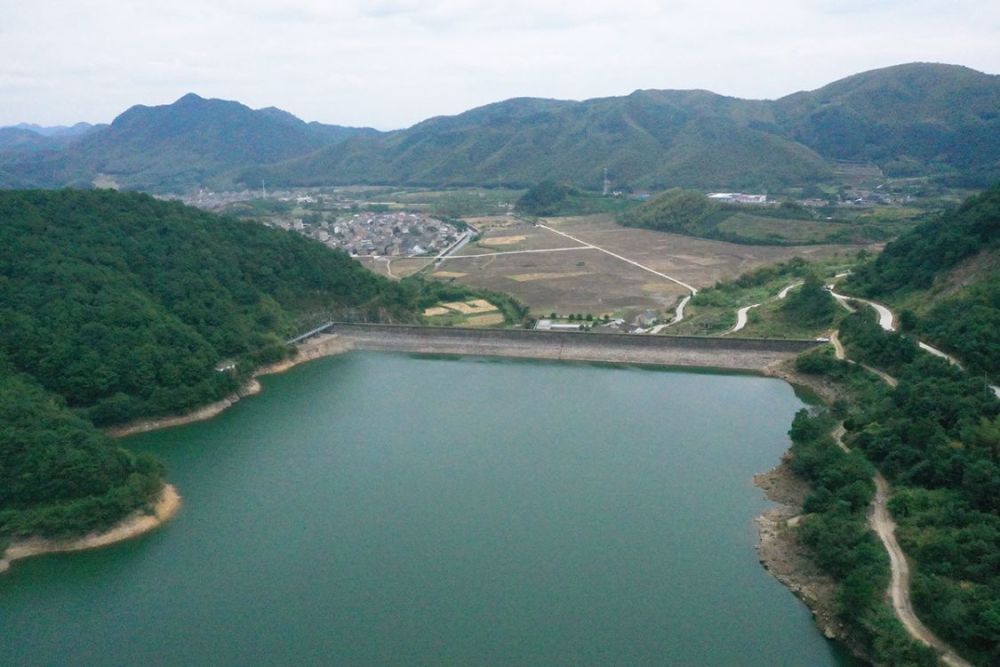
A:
829 332 970 666
870 475 972 667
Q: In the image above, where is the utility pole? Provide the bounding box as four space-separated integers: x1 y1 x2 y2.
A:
261 180 266 199
602 167 610 196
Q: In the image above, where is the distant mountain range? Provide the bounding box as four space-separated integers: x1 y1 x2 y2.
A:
2 63 998 193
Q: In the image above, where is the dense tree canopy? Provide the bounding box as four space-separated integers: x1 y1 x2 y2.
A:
0 188 431 540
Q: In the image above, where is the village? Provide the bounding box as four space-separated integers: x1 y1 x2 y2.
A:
269 210 462 257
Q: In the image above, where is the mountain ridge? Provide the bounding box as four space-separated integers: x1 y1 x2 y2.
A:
2 62 998 192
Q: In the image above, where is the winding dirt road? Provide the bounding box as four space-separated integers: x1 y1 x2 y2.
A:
829 331 970 666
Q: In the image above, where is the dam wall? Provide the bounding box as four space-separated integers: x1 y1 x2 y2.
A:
330 323 819 371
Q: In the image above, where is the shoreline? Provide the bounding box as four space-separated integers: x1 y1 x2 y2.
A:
7 331 851 658
0 484 181 574
756 360 872 663
107 334 353 438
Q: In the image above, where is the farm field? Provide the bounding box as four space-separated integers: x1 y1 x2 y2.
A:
363 214 874 317
366 215 875 318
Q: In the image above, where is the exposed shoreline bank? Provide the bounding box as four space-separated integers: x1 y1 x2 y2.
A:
756 360 873 664
0 484 181 574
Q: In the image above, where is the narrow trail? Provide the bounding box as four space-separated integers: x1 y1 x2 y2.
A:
829 331 970 666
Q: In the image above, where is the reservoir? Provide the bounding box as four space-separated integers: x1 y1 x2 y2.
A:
1 352 854 666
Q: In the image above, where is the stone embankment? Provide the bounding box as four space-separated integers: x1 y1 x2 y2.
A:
333 323 819 371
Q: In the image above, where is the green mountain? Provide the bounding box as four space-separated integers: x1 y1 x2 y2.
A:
248 90 830 190
774 63 1000 183
0 94 377 192
3 63 999 192
0 188 425 540
253 63 1000 190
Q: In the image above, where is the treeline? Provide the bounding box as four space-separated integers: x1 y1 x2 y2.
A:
515 181 632 217
845 184 1000 377
796 310 1000 665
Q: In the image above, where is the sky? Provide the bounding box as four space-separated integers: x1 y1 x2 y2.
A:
2 0 998 130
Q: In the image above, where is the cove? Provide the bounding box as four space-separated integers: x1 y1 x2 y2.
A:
0 352 855 666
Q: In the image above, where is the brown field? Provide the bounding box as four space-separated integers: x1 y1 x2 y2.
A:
422 306 452 317
462 225 581 253
509 271 590 282
464 313 505 326
441 299 498 314
437 215 873 316
360 214 875 318
478 234 525 245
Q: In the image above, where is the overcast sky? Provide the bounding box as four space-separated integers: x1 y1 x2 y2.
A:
3 0 998 130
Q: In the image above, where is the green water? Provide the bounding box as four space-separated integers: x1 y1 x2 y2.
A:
1 353 856 666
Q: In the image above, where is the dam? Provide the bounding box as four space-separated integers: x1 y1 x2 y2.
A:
328 323 821 371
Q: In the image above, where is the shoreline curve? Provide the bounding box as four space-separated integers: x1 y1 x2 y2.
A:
0 484 181 574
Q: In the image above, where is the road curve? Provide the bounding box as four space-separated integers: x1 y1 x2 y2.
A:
727 303 761 334
725 281 802 335
828 290 894 331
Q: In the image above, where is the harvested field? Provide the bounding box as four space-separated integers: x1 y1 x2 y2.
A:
366 214 876 318
464 313 505 326
422 306 452 317
461 225 582 253
510 271 589 282
479 235 525 245
442 299 497 314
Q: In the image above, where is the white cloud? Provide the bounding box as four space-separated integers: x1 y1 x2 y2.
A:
1 0 997 129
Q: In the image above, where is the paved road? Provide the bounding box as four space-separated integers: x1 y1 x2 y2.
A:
728 303 761 334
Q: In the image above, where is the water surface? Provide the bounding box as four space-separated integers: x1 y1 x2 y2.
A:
1 353 854 666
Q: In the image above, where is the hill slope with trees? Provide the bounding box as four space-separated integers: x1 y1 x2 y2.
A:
0 188 423 542
845 184 1000 377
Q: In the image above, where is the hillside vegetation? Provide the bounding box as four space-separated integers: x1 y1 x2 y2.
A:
617 188 884 245
0 189 425 540
846 184 1000 376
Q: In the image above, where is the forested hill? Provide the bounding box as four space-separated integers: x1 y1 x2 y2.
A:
845 184 1000 376
0 94 377 192
0 188 424 542
0 189 416 423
